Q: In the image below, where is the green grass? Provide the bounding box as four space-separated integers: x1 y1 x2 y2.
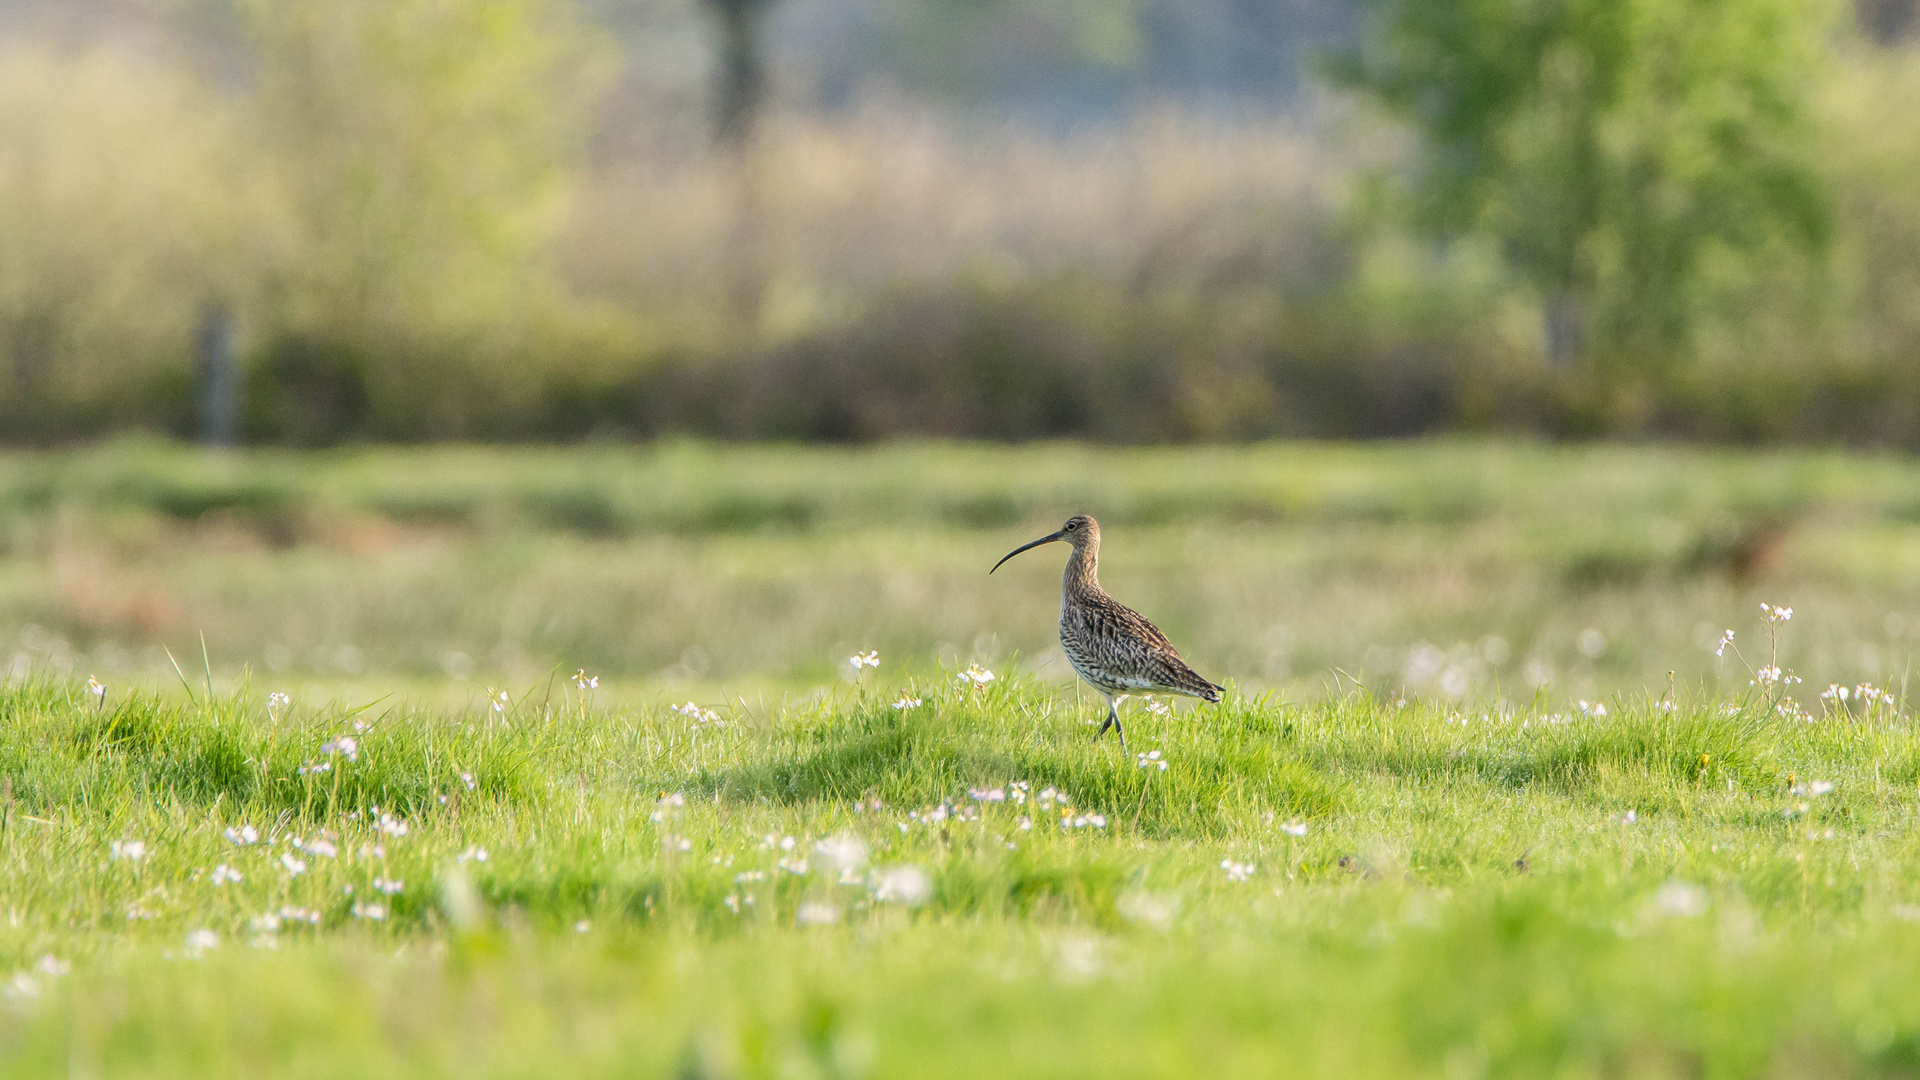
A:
10 439 1920 1074
4 667 1920 1077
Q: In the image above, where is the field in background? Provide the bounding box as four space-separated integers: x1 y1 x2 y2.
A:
5 441 1920 707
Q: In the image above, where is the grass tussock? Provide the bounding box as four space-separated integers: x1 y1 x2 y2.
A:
0 679 536 824
701 681 1346 839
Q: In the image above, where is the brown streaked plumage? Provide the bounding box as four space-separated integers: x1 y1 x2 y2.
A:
991 514 1221 751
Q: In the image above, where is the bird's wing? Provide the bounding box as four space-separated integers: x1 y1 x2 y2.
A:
1103 598 1178 651
1079 596 1220 700
1140 650 1223 700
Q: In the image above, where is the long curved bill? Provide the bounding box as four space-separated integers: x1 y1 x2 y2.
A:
990 530 1064 574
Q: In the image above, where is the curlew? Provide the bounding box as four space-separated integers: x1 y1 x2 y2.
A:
991 515 1221 751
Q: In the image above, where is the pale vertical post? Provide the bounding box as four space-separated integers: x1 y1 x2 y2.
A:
197 303 239 446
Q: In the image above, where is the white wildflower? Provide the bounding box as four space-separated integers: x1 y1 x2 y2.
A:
183 929 219 957
957 664 995 686
211 864 243 886
871 865 932 905
891 693 923 710
351 902 387 921
1279 821 1308 837
1054 935 1102 981
319 736 358 763
816 835 868 872
1116 891 1178 930
110 840 147 862
796 901 841 925
1135 750 1168 771
225 824 259 846
372 877 403 895
280 854 308 876
848 651 880 671
1653 882 1708 917
1220 859 1257 882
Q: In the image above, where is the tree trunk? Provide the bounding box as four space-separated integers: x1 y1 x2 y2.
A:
708 0 768 151
704 0 773 324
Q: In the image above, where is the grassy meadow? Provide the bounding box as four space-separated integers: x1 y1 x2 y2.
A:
7 440 1920 1075
7 439 1920 698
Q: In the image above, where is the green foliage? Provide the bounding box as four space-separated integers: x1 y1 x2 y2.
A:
0 44 276 440
1334 0 1835 370
233 0 609 441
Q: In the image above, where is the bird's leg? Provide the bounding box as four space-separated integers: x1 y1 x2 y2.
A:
1094 695 1127 753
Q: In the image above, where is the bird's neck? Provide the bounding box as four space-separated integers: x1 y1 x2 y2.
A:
1063 542 1099 598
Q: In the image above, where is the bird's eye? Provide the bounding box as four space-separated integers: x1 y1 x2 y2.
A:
1064 523 1075 530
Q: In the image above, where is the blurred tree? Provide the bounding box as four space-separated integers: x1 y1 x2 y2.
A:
230 0 606 439
1333 0 1833 373
698 0 778 325
1858 0 1918 42
0 43 272 440
705 0 774 148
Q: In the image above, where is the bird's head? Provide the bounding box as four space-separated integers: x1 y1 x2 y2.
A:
991 515 1099 573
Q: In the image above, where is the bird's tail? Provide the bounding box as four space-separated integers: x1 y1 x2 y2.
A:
1166 665 1223 703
